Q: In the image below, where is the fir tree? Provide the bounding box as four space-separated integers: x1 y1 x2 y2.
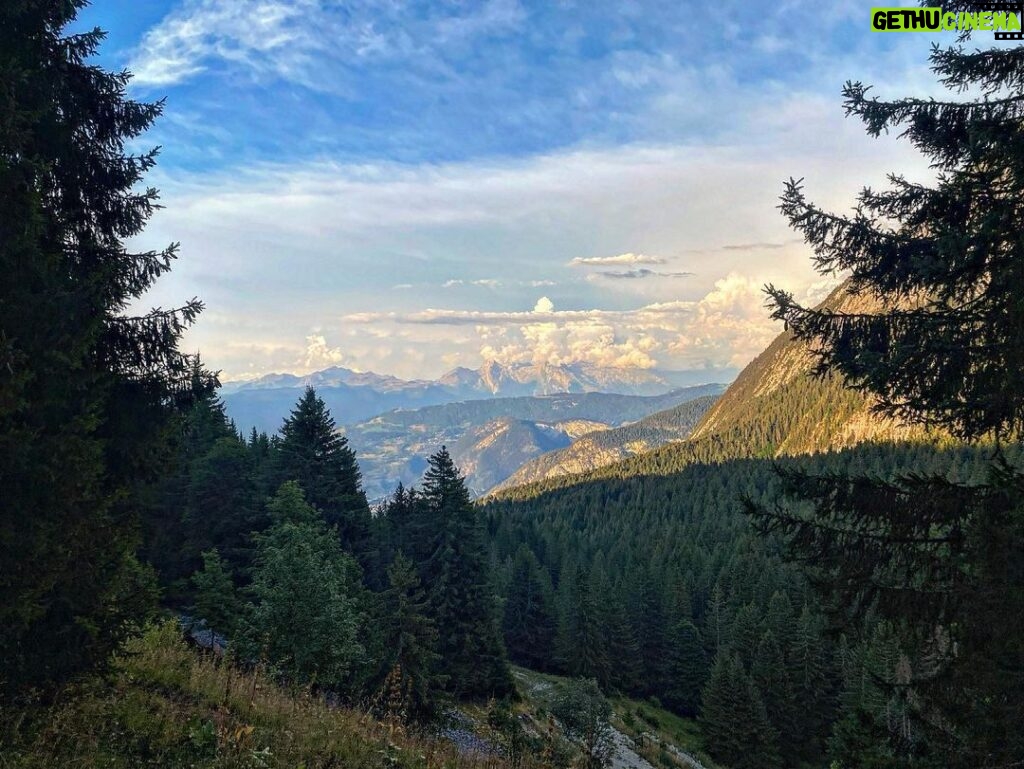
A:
272 387 370 557
184 436 261 573
753 33 1024 765
0 1 209 697
602 588 643 695
751 630 799 766
373 553 441 723
421 447 512 698
502 545 558 671
699 654 781 769
192 549 240 646
664 619 708 717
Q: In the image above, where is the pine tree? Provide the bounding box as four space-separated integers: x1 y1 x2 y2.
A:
246 483 366 689
0 1 209 698
753 32 1024 766
272 387 371 557
373 553 441 723
421 447 512 698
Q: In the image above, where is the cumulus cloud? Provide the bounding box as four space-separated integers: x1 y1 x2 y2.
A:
569 253 667 267
302 333 345 369
335 274 780 373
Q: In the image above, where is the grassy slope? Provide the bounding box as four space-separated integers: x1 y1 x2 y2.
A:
0 622 508 769
512 668 721 769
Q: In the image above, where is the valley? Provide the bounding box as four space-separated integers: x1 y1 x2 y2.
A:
340 385 725 499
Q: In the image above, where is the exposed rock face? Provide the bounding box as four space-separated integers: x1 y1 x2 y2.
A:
492 395 719 494
688 283 923 457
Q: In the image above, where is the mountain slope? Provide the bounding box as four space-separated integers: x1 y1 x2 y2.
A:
450 419 574 496
492 394 719 493
345 385 726 500
494 286 930 500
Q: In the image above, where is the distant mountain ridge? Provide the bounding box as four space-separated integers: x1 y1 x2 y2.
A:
342 385 727 501
222 360 734 433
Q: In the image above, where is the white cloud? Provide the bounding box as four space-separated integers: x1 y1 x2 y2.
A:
569 252 667 267
129 0 526 89
333 274 781 373
133 87 932 380
302 333 345 368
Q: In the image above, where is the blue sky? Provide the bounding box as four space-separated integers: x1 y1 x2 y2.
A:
79 0 942 380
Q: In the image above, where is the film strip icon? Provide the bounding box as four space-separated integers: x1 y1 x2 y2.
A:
977 1 1024 39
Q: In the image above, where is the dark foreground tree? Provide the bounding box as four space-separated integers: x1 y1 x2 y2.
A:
246 483 365 689
756 36 1024 768
371 553 441 723
0 1 209 698
272 388 371 559
421 447 512 698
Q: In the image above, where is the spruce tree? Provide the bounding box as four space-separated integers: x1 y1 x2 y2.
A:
421 447 512 698
755 32 1024 766
751 630 799 766
664 619 708 717
373 553 441 723
699 654 781 769
602 589 643 695
502 545 558 671
0 1 209 697
192 549 240 646
272 387 370 557
184 437 261 573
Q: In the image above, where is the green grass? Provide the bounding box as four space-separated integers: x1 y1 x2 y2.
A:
610 697 719 769
511 667 719 769
0 622 515 769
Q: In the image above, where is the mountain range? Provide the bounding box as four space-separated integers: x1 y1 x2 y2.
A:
221 361 734 433
342 385 726 500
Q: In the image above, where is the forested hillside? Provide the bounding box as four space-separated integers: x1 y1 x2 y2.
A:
485 442 1002 769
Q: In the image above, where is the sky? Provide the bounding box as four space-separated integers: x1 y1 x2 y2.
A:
77 0 945 381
